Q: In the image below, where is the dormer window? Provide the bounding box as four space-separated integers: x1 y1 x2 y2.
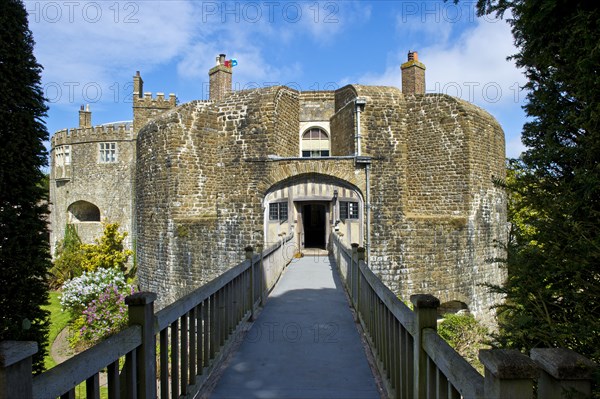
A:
301 128 330 157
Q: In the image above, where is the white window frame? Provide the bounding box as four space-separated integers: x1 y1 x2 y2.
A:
301 127 330 158
99 142 117 163
55 145 71 167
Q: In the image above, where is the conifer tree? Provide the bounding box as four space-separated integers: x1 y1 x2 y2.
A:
0 0 51 373
456 0 600 363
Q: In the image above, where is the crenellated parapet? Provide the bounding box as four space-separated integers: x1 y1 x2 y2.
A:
132 71 178 133
51 123 134 147
133 91 177 109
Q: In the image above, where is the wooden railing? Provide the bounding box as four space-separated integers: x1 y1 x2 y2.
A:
0 234 295 399
331 233 597 399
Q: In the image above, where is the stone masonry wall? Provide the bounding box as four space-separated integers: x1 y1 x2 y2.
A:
137 87 302 307
50 125 136 254
299 91 335 122
135 83 506 324
330 85 358 156
349 85 506 323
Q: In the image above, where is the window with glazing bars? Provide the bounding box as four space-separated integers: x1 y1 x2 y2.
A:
340 201 359 219
269 202 288 221
99 142 117 163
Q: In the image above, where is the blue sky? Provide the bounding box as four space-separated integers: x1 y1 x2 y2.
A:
26 0 528 158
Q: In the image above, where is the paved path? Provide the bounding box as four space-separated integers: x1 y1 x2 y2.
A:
209 254 381 399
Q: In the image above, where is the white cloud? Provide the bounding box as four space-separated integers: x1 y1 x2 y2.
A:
28 0 370 106
359 15 524 110
28 1 196 104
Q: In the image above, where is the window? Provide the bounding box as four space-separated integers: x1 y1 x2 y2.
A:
301 127 330 158
55 145 71 167
340 201 359 220
269 202 288 221
99 142 117 163
302 150 330 157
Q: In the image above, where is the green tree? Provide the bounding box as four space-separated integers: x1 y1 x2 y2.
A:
453 0 600 363
0 0 51 374
50 224 85 289
81 223 133 274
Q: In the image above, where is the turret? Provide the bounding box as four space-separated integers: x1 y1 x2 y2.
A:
132 71 177 133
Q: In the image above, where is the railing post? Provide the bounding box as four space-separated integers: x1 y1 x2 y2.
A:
411 294 440 399
531 348 597 399
356 247 365 314
351 243 359 298
479 349 539 399
125 292 157 399
245 246 255 321
259 246 265 307
0 341 37 399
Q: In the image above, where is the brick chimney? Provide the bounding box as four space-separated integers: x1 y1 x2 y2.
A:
401 51 426 95
208 53 232 101
78 104 91 127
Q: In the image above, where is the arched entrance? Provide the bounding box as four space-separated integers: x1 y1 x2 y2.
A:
263 173 364 251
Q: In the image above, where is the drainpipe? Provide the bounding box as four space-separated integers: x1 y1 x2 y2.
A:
355 98 366 156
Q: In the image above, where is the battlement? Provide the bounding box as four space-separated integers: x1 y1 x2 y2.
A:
51 122 134 147
133 92 177 109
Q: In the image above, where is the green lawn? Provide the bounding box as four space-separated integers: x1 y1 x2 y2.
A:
42 291 70 370
42 291 110 398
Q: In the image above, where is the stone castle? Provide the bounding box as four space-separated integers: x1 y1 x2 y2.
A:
50 52 506 324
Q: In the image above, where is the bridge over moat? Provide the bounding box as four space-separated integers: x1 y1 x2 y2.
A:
0 234 596 399
208 254 380 399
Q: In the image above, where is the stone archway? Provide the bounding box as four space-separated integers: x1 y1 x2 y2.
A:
263 172 364 251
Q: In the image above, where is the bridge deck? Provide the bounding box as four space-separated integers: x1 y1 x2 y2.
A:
208 254 381 399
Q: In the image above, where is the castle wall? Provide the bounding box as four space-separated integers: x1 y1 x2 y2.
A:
133 92 177 133
299 91 335 122
349 85 506 323
330 85 358 156
134 83 506 323
49 125 136 254
136 87 302 306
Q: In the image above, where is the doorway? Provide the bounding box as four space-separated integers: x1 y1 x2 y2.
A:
302 203 326 248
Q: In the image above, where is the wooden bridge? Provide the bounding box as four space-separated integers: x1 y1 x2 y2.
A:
0 233 596 398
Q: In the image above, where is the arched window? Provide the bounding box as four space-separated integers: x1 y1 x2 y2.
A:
301 128 330 157
67 201 101 222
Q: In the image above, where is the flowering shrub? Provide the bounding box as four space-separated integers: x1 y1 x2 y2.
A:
78 285 131 346
61 268 135 348
60 268 129 315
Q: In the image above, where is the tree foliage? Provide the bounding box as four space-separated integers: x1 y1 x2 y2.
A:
51 223 133 288
438 313 489 373
50 224 84 289
455 0 600 364
0 0 51 374
80 223 133 274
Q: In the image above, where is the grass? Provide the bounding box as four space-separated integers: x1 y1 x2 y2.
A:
42 291 111 398
42 291 71 370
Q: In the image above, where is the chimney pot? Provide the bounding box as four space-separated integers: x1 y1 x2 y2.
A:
407 51 419 62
